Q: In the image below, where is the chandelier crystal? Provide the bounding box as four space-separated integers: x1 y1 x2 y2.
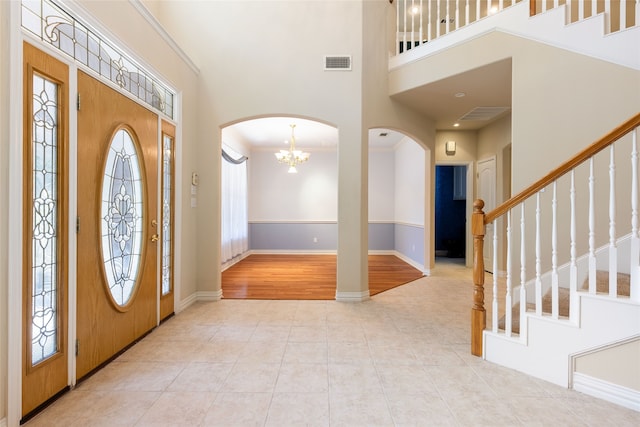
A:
274 124 310 173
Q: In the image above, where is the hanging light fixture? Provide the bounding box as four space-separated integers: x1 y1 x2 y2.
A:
274 124 310 173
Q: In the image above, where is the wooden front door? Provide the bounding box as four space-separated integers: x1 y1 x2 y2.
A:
22 42 70 419
76 70 159 379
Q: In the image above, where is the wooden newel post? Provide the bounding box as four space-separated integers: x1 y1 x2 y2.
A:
471 199 486 356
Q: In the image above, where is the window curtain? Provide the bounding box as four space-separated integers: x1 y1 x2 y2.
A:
221 147 248 263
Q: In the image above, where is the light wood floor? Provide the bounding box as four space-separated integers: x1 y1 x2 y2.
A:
221 254 424 299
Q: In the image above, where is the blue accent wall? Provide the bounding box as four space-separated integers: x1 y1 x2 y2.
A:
249 222 399 252
435 166 466 257
395 223 424 265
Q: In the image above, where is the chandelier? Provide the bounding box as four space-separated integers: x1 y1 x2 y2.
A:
274 124 310 173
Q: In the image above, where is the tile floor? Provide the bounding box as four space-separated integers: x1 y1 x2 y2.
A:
25 259 640 426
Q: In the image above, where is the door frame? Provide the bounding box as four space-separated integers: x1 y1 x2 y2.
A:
6 3 181 422
434 160 475 267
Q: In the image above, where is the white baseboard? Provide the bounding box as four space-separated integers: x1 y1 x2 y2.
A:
335 290 370 302
0 417 6 427
177 290 223 313
573 372 640 412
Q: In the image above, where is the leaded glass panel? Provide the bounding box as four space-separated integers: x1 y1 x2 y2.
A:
21 0 175 119
101 129 144 307
31 73 59 365
161 134 173 296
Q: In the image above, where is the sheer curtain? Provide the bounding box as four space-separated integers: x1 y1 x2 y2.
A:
221 146 248 264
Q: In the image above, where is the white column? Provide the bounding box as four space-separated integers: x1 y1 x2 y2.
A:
569 170 579 322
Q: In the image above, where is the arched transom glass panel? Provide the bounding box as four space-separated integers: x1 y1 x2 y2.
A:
101 129 144 307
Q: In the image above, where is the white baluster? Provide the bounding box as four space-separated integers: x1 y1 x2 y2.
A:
578 0 584 20
637 1 640 34
620 0 628 30
520 203 527 340
419 0 423 45
570 170 579 322
567 0 573 23
589 157 596 294
465 0 470 26
476 0 481 21
445 0 450 34
411 0 416 47
631 128 640 301
552 181 559 319
499 0 504 13
541 0 547 13
609 144 618 297
492 218 498 333
592 0 597 18
427 0 432 42
535 192 542 316
554 0 559 10
604 0 611 33
402 0 407 53
455 0 460 31
436 0 441 38
506 209 513 337
487 0 492 16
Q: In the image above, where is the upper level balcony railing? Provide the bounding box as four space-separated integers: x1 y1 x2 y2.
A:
395 0 639 57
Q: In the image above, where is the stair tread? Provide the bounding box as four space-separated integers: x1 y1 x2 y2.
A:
497 270 631 334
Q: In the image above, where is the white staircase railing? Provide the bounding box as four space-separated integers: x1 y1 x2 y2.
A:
394 0 640 56
471 113 640 357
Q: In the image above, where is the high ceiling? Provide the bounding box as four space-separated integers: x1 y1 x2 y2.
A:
227 58 511 149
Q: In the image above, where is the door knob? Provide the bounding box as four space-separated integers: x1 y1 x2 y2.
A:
151 234 159 243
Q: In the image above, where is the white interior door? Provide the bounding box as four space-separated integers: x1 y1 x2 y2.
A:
477 157 496 273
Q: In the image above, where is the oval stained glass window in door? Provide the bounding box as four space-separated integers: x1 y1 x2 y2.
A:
100 128 144 307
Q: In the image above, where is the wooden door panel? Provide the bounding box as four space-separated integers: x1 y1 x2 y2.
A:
76 70 158 379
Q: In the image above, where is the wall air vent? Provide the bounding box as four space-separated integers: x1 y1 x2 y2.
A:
324 55 352 71
458 106 510 121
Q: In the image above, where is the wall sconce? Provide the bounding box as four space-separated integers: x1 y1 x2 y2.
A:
445 140 456 155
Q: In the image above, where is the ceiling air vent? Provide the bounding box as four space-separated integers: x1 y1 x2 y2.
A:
324 55 352 71
459 106 510 121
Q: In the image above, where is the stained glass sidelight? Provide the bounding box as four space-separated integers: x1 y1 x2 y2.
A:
161 135 173 296
31 74 59 365
101 129 144 307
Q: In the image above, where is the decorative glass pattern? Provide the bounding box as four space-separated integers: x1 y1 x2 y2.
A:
21 0 175 119
31 73 59 365
101 129 144 307
161 134 173 296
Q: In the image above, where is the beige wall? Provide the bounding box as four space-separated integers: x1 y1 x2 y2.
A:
575 339 640 392
389 30 639 194
435 130 478 163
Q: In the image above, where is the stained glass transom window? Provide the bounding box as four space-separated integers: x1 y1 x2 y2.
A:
31 73 60 365
161 135 173 296
21 0 175 119
101 129 144 307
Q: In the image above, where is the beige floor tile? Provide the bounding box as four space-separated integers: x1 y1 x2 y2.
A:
221 363 280 393
201 392 272 426
375 364 439 396
283 341 328 364
329 392 394 427
289 325 328 342
328 341 371 364
237 340 287 363
386 394 458 426
328 363 383 395
275 363 329 393
265 392 330 427
167 362 233 392
135 391 217 426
